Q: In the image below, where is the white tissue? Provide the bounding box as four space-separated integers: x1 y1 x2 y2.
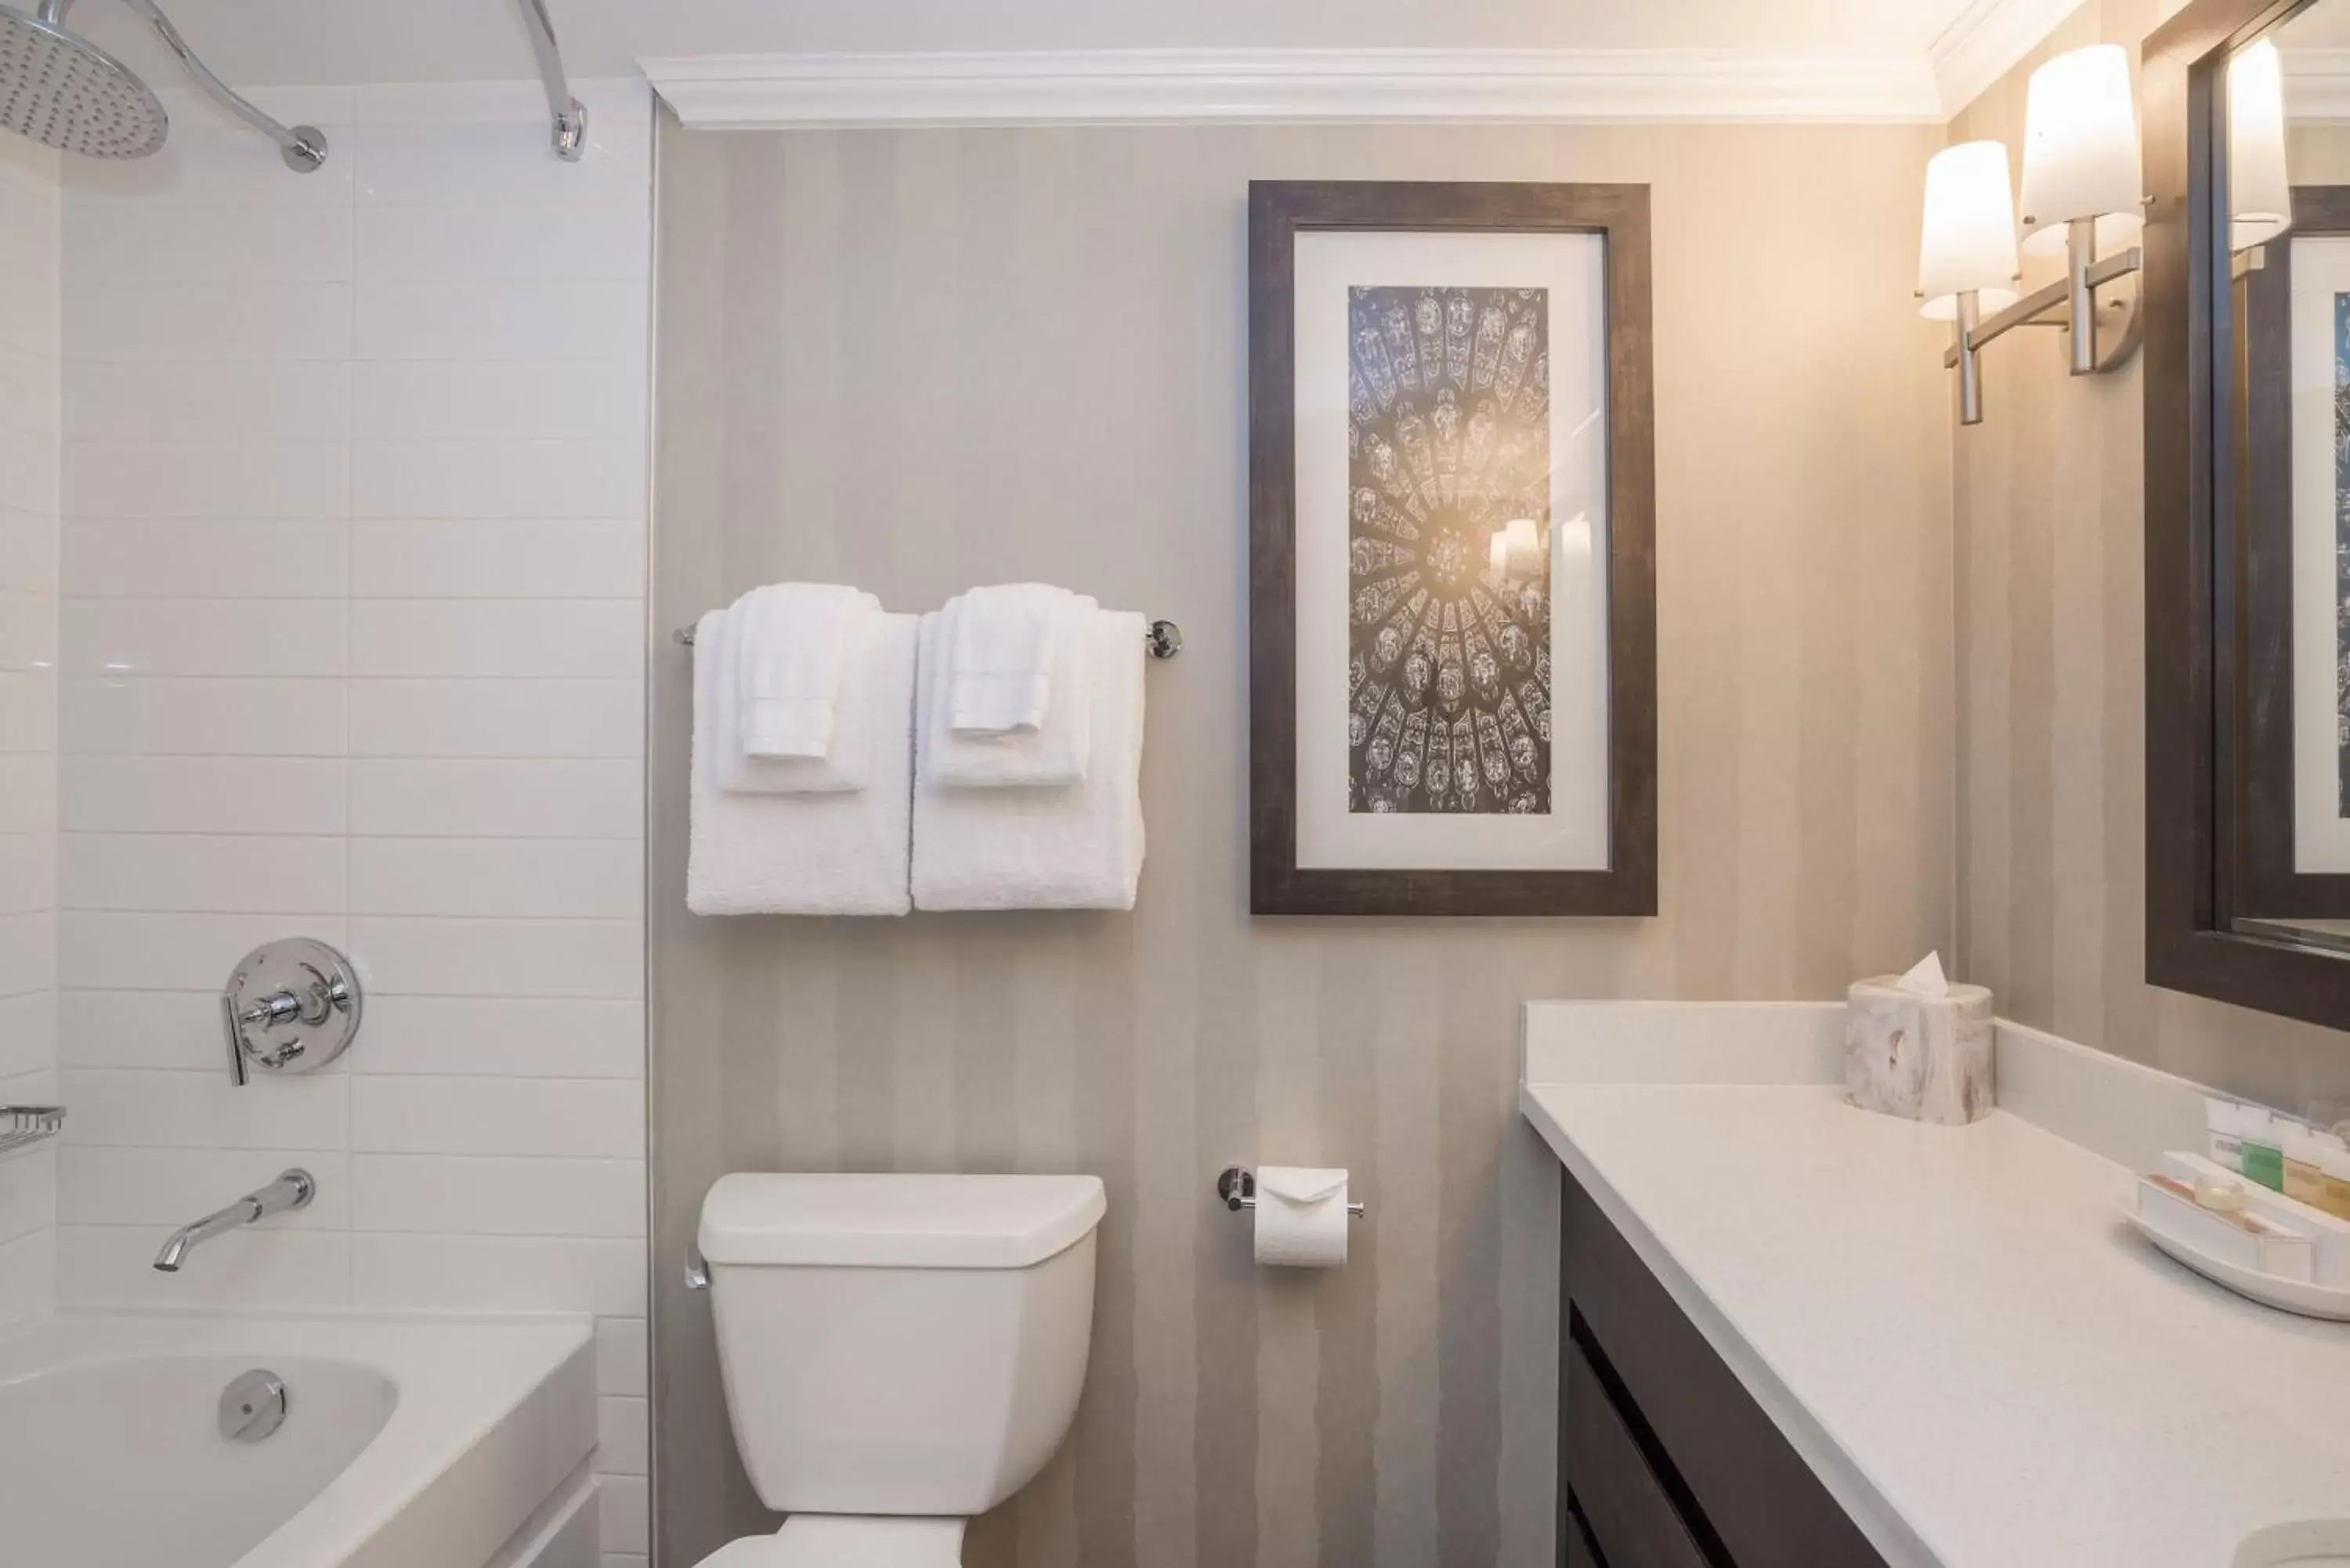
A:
1894 950 1950 998
1253 1165 1350 1269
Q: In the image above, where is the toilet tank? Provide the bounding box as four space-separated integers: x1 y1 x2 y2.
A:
697 1173 1106 1518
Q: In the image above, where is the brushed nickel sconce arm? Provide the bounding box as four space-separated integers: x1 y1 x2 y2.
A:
1943 216 2143 426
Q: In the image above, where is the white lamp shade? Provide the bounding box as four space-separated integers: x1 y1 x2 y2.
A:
2018 44 2142 254
2230 38 2293 251
1918 140 2020 320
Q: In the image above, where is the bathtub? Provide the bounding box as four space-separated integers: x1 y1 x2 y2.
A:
0 1311 597 1568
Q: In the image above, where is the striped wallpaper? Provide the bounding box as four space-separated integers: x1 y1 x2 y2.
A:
1948 0 2350 1118
648 114 1952 1567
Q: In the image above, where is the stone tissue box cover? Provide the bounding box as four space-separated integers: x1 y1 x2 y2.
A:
1845 953 1994 1126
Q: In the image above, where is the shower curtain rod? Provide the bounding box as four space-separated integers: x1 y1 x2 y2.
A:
514 0 587 161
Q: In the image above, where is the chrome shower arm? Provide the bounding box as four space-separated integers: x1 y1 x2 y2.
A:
515 0 586 161
116 0 326 172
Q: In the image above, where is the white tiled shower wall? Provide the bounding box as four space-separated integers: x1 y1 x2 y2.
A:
52 81 651 1564
0 129 60 1331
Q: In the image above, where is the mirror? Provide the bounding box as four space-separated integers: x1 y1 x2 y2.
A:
2225 0 2350 956
2137 0 2350 1031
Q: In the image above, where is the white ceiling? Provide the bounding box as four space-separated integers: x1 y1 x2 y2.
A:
68 0 1996 88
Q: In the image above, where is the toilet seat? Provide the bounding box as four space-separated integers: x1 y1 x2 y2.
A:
693 1516 968 1568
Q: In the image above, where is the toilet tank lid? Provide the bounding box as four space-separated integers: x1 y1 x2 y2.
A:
698 1172 1107 1269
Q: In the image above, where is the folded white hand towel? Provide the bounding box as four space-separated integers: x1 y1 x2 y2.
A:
923 593 1096 788
689 609 915 917
947 583 1071 735
912 609 1145 911
710 607 877 795
732 583 880 759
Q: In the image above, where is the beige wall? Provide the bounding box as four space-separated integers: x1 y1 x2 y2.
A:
1949 1 2350 1115
650 117 1951 1567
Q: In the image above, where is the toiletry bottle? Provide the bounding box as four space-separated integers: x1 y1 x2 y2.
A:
2286 1122 2331 1208
2323 1145 2350 1223
2205 1097 2247 1173
2241 1111 2287 1193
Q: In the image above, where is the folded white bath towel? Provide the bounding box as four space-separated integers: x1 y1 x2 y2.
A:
912 609 1145 911
947 583 1072 735
710 607 878 795
732 583 880 759
923 592 1097 788
689 609 915 917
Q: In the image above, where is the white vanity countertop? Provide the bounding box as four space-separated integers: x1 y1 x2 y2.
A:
1521 1006 2350 1568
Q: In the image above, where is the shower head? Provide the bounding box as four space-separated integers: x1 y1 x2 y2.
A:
0 0 324 170
0 2 166 158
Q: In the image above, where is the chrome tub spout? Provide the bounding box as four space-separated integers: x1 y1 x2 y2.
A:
154 1169 315 1272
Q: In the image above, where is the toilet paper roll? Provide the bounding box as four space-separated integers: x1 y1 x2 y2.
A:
1253 1165 1350 1268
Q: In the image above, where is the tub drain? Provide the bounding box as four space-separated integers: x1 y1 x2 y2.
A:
219 1368 287 1442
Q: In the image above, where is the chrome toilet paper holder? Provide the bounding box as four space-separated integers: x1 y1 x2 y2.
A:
1216 1166 1365 1219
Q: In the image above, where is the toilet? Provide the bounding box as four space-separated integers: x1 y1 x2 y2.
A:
691 1171 1108 1566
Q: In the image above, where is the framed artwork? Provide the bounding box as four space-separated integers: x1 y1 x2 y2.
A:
1247 180 1657 916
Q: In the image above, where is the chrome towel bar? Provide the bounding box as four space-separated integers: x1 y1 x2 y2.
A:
674 617 1184 660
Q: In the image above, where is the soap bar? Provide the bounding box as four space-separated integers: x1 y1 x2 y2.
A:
1844 977 1994 1125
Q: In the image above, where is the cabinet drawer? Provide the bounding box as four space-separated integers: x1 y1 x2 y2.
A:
1564 1334 1712 1568
1564 1505 1602 1568
1561 1171 1888 1568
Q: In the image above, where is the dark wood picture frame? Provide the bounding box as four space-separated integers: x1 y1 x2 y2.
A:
2234 185 2350 919
1246 180 1658 917
2145 0 2350 1028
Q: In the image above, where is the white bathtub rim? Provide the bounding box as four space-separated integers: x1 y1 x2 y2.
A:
0 1309 595 1568
0 1302 595 1336
0 1304 592 1373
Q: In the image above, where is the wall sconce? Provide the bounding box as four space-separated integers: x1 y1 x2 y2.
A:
1923 44 2146 426
1918 141 2021 426
2229 38 2291 260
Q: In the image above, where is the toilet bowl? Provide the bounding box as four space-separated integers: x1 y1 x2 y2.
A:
690 1172 1107 1566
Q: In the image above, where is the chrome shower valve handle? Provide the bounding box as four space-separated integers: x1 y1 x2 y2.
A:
220 938 363 1086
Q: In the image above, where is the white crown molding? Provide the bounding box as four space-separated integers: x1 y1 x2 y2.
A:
640 49 1946 129
1929 0 2092 117
2283 48 2350 122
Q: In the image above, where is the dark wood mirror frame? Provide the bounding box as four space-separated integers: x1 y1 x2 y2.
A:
2145 0 2350 1029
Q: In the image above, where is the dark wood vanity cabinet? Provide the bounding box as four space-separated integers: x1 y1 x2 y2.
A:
1558 1171 1889 1568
